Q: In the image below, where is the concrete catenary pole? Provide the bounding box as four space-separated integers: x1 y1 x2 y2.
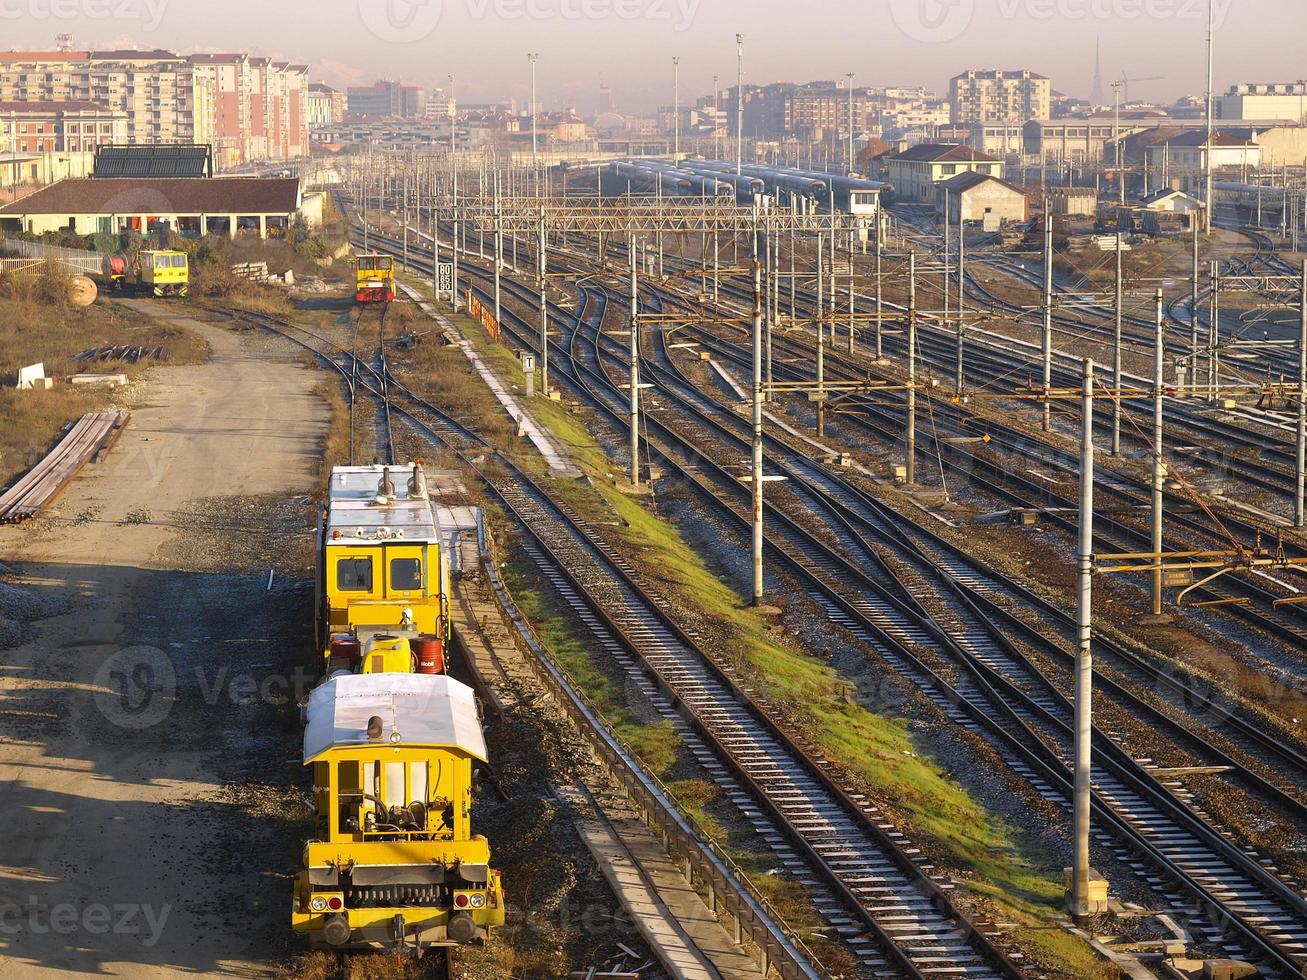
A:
735 34 744 177
1297 261 1307 528
629 235 641 486
538 211 548 394
956 207 965 394
816 225 825 437
528 53 539 179
1072 356 1096 918
1204 0 1214 235
1191 215 1201 363
846 72 855 174
752 215 765 605
907 250 918 485
672 56 681 160
1042 197 1054 431
1152 288 1166 618
875 213 884 359
1113 231 1124 455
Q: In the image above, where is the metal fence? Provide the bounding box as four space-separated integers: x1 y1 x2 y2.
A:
0 238 103 275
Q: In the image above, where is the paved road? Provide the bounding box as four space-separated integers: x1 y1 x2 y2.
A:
0 306 325 978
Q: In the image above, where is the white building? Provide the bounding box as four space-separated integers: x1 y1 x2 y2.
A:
1217 83 1307 124
885 143 1003 201
937 171 1028 224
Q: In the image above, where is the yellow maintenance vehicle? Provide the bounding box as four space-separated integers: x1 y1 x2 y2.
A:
317 464 451 677
101 250 189 297
293 672 505 949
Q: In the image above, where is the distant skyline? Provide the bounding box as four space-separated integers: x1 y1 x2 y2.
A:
2 0 1304 114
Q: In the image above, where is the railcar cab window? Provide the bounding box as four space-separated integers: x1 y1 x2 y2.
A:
390 557 422 592
359 256 393 271
337 557 373 592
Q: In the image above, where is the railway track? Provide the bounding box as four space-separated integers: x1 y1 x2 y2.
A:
244 277 1023 976
422 230 1307 975
353 213 1307 974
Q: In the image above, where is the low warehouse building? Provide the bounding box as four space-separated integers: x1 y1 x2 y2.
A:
937 171 1028 225
0 176 311 238
1050 186 1098 217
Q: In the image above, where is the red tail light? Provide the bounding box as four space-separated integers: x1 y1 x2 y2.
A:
327 897 343 911
454 893 469 909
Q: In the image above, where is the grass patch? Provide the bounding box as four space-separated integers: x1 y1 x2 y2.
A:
516 385 1114 978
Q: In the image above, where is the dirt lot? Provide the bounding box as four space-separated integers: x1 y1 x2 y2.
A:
0 302 326 977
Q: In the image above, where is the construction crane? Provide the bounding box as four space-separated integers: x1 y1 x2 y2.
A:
1116 72 1164 105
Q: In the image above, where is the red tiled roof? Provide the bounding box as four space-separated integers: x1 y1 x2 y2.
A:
0 177 301 216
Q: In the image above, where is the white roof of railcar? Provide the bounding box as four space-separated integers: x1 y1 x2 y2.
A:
303 672 487 763
327 464 440 545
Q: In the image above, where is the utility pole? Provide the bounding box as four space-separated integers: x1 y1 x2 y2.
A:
907 250 918 485
1191 218 1201 363
1042 198 1054 431
751 214 765 605
528 53 539 178
1071 356 1095 919
1113 231 1123 455
1151 289 1166 619
629 235 641 486
1208 260 1220 401
451 151 460 311
1204 0 1214 234
713 75 721 161
735 33 744 177
956 208 965 394
672 56 681 160
816 226 825 436
1298 261 1306 528
943 189 951 325
538 211 548 394
875 213 884 360
845 72 855 174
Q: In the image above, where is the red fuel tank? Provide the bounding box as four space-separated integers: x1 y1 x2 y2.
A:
412 636 444 675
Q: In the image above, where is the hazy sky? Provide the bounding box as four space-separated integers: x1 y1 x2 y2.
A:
2 0 1304 113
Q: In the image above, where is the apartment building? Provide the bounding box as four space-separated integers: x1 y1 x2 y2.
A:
0 50 308 168
0 100 127 153
308 83 347 127
0 50 213 147
949 69 1051 124
189 54 308 167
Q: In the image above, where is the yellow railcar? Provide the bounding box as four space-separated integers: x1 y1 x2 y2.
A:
292 672 505 949
355 254 395 303
318 464 451 676
101 250 189 297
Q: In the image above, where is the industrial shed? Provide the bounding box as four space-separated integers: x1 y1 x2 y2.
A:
1050 187 1098 217
937 171 1028 225
0 176 310 239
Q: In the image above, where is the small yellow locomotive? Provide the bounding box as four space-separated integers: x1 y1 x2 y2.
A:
317 463 450 676
293 672 505 948
355 254 395 304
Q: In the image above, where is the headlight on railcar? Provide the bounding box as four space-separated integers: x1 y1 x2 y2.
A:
310 896 328 913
